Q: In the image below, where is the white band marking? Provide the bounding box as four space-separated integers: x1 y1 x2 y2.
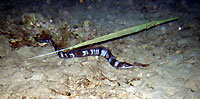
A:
82 50 89 56
95 48 100 55
69 53 75 57
60 51 64 57
100 49 107 57
90 49 95 55
114 61 120 67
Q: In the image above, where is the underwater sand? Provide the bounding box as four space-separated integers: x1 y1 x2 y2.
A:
0 0 200 98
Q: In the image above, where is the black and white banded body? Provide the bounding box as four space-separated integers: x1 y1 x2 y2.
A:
34 37 149 69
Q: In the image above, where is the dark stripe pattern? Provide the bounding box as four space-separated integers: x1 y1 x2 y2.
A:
35 37 149 69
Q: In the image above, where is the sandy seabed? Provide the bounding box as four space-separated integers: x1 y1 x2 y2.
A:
0 0 200 98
